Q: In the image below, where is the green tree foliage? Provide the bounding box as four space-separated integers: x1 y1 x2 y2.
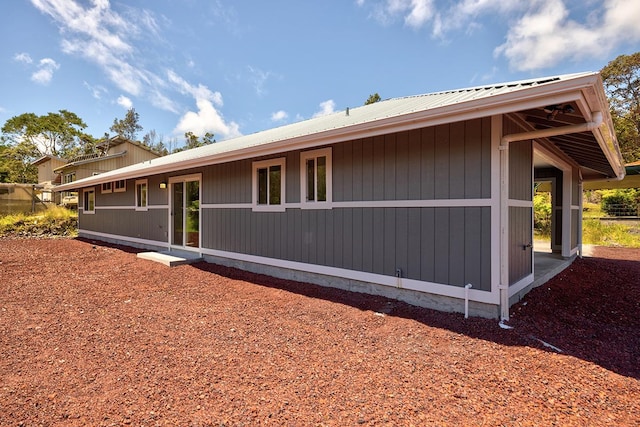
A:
600 52 640 162
364 93 382 105
110 108 143 141
142 129 169 156
173 131 215 153
1 110 87 158
0 110 89 183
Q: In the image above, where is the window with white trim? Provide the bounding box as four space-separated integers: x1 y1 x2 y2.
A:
135 179 148 211
101 181 112 194
114 179 126 192
300 148 332 208
83 188 95 214
252 158 285 211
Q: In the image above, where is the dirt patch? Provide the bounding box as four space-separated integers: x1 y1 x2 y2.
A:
0 237 638 426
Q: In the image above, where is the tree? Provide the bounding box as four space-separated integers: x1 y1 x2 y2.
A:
143 129 169 156
364 93 382 105
1 110 88 158
110 108 143 141
600 52 640 162
1 110 89 182
173 131 215 153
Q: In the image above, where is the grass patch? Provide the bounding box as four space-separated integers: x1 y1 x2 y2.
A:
583 219 640 248
0 206 78 237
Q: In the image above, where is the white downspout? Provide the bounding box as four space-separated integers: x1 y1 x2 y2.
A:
498 111 603 322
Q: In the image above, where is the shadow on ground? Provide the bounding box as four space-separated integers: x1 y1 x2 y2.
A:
190 255 639 380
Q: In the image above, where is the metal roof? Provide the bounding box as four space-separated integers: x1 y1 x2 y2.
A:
55 71 623 191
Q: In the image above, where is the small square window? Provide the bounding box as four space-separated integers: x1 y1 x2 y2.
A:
83 188 95 214
300 148 332 209
114 179 126 193
252 158 286 212
101 181 112 194
135 179 148 211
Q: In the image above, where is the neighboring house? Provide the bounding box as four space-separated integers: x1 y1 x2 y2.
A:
31 154 67 203
55 73 624 320
46 135 161 206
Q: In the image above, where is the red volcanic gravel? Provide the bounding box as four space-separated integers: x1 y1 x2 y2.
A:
0 237 638 426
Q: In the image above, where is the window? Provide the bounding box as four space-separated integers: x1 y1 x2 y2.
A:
300 148 332 208
83 188 95 214
135 179 148 211
252 158 286 211
114 179 126 193
101 181 112 194
64 172 75 184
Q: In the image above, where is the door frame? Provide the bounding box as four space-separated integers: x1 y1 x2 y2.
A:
168 173 202 251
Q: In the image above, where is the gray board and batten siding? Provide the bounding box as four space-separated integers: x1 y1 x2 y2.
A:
80 117 494 293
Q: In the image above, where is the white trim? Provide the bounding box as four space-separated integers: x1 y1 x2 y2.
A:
135 179 148 211
101 182 112 194
252 157 286 212
79 230 169 250
490 115 502 302
508 273 535 297
200 199 492 210
200 247 500 305
300 147 333 209
168 173 202 250
94 205 169 210
168 173 202 184
201 203 253 209
114 179 126 193
83 187 96 215
508 199 533 208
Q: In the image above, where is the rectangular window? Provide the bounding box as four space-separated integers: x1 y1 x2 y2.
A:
252 158 285 212
300 148 332 208
135 179 148 211
101 181 112 194
114 179 126 192
83 188 95 214
64 172 75 184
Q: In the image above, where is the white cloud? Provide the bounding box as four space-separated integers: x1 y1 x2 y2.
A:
271 110 288 122
364 0 640 71
313 100 336 118
14 52 33 64
494 0 640 71
30 0 175 109
168 70 241 140
117 95 133 109
83 81 108 99
247 66 274 96
173 98 241 141
31 58 60 85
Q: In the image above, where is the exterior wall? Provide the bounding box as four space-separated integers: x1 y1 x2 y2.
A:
505 117 534 286
79 174 169 244
36 158 66 185
77 117 498 315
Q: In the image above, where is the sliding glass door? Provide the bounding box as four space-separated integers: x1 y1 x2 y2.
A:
170 175 200 248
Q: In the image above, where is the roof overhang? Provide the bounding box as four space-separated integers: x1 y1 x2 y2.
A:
53 151 128 173
55 72 624 192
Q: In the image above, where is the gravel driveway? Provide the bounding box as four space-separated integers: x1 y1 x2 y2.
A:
1 237 638 426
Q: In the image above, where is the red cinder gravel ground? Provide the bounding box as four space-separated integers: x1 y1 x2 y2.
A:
0 237 638 426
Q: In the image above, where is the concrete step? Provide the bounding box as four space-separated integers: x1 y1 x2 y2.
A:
137 250 203 267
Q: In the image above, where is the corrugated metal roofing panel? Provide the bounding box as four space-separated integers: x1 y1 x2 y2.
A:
55 71 611 190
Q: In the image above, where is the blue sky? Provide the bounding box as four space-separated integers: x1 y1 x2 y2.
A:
1 0 639 150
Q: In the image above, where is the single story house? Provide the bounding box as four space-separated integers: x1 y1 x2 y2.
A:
55 72 624 320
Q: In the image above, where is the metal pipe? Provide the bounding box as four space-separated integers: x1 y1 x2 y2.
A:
464 284 473 319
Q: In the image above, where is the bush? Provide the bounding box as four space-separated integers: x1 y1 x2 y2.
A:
534 192 552 236
601 190 639 217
